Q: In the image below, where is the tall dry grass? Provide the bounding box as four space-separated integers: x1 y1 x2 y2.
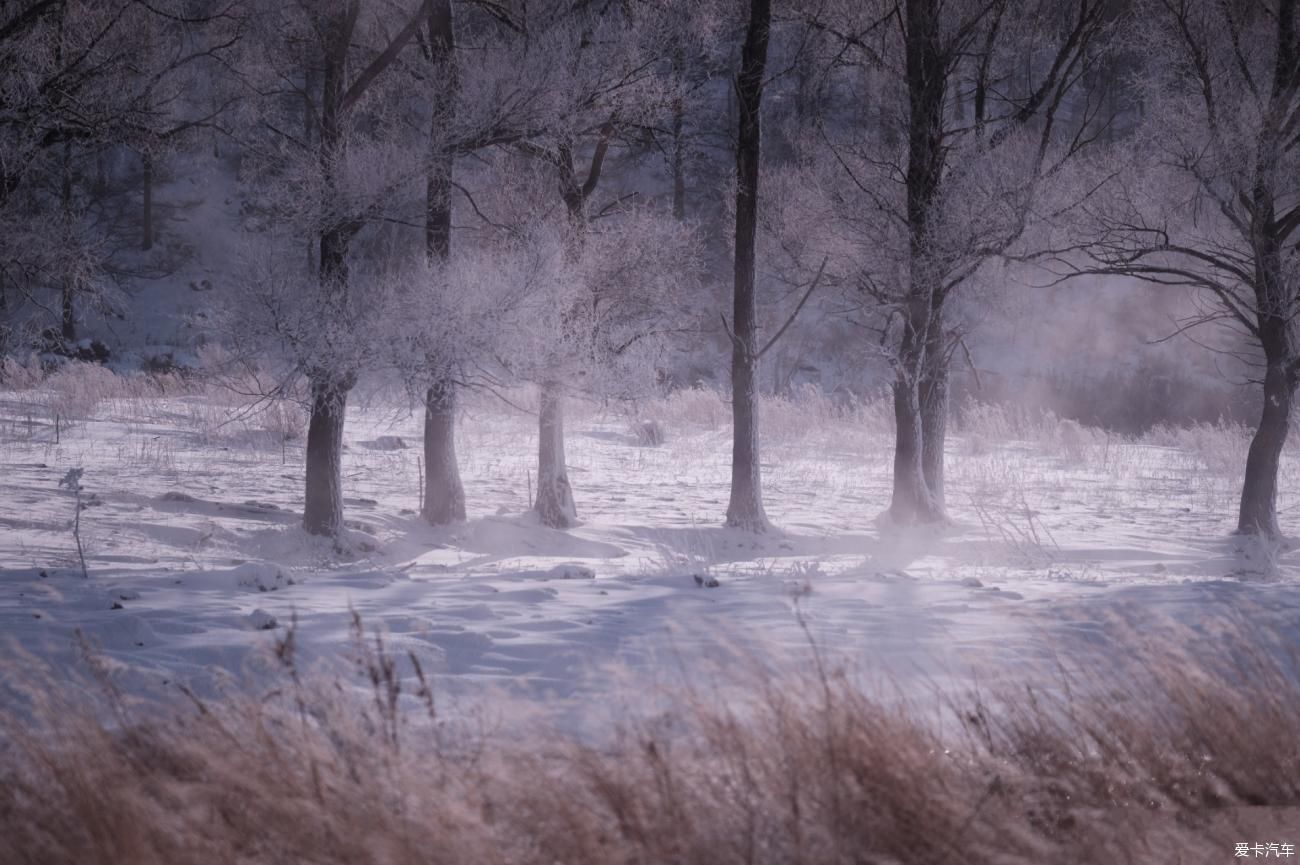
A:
2 619 1299 865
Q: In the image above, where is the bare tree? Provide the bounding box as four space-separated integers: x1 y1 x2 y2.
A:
235 0 430 539
796 0 1114 525
418 0 465 526
724 0 773 532
1069 0 1300 537
0 0 242 346
471 0 694 528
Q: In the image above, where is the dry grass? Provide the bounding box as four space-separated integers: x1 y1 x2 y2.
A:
3 620 1299 865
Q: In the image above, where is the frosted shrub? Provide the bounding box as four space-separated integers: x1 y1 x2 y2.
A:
643 384 890 446
45 362 121 422
1054 417 1094 464
630 418 666 446
0 354 45 390
956 401 1100 463
261 399 309 443
1147 422 1251 480
762 383 842 444
961 432 992 456
654 386 729 431
958 401 1057 443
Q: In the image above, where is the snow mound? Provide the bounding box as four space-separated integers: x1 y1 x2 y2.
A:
179 562 295 593
232 562 294 592
85 615 161 651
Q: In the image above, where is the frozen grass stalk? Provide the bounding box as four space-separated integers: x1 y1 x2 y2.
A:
57 467 87 579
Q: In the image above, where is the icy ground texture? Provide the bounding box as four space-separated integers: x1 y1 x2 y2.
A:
2 375 1300 715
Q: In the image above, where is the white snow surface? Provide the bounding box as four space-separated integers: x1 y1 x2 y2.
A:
3 384 1300 723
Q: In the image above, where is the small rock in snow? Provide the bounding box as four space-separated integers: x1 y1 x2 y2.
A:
246 609 278 630
959 577 983 588
549 564 596 580
232 562 292 593
361 436 407 451
692 573 720 588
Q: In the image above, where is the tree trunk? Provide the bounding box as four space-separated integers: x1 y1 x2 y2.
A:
302 16 352 539
61 287 75 343
535 381 577 528
419 0 465 526
888 0 947 526
303 374 349 537
891 375 934 523
919 368 948 510
1239 354 1296 537
889 292 944 524
533 130 613 529
671 47 686 221
1237 2 1300 535
141 151 154 252
301 222 355 538
728 351 769 530
60 139 75 342
725 0 772 533
423 374 465 525
919 312 950 510
672 99 686 221
297 1 424 538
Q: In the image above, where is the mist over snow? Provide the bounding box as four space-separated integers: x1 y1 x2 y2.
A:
4 1 1300 860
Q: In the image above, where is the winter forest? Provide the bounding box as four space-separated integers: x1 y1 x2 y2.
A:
5 0 1300 861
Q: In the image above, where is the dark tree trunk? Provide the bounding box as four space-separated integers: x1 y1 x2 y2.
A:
304 64 317 276
672 99 686 221
892 378 932 522
141 151 154 252
61 287 75 343
919 308 950 510
420 0 465 526
919 366 949 510
671 48 686 222
303 374 349 537
889 297 941 524
1239 361 1294 537
1233 0 1300 539
529 132 613 529
888 0 947 526
1239 246 1297 537
0 270 9 358
301 10 355 539
423 376 465 524
1238 0 1300 537
535 381 577 528
725 0 772 533
302 223 355 538
60 140 75 342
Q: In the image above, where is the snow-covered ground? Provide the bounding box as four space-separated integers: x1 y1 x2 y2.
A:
3 372 1300 721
